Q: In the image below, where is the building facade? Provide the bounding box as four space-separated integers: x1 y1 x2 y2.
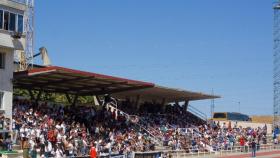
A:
0 0 26 126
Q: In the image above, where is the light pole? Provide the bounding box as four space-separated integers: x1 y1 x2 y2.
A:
238 102 240 113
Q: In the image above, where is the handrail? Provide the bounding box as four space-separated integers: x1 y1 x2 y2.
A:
134 121 162 145
107 104 163 145
130 114 164 145
188 105 207 121
138 115 164 136
159 144 280 157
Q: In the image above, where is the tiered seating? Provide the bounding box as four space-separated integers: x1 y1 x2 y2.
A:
10 98 269 157
12 99 155 157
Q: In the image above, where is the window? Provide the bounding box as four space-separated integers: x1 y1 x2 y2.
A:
17 14 23 33
3 11 9 30
9 13 16 31
0 92 3 109
0 53 5 69
0 11 24 32
0 10 3 29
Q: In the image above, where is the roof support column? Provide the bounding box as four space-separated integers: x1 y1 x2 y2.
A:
65 93 72 104
184 100 189 111
161 98 166 106
161 98 166 112
28 89 35 100
35 90 42 104
95 95 102 106
65 93 79 106
72 94 79 106
93 95 100 106
135 95 141 110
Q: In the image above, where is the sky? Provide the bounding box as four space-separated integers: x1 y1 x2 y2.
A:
34 0 273 117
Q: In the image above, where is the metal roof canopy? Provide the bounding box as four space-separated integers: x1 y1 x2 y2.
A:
113 85 220 103
13 66 155 96
13 66 220 103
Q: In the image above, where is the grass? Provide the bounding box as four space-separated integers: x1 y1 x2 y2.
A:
0 150 18 154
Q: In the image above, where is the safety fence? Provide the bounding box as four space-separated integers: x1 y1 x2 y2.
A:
20 144 280 158
165 144 280 158
128 144 280 158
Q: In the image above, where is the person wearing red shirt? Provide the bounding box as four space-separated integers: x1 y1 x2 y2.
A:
239 136 245 152
89 143 97 158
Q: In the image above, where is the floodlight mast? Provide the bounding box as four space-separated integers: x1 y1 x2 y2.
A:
274 0 280 127
24 0 35 70
210 89 215 118
12 0 35 71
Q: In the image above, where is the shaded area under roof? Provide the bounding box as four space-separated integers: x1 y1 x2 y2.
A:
113 85 220 103
13 66 155 95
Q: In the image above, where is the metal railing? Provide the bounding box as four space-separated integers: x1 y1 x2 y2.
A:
188 104 207 121
8 0 27 5
107 104 162 146
96 144 280 158
161 144 280 158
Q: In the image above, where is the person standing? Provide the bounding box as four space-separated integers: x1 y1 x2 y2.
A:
251 139 257 158
29 137 37 158
21 137 30 158
239 136 245 152
89 143 97 158
5 135 12 151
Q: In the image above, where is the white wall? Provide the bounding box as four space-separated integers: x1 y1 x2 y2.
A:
0 47 13 121
0 2 26 131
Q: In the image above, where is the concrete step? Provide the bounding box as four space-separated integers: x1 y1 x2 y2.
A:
12 145 21 150
155 145 171 151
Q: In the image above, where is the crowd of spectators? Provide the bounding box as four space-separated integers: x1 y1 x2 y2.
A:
119 101 204 128
2 97 269 157
119 100 268 153
161 121 268 153
118 101 206 146
12 99 155 157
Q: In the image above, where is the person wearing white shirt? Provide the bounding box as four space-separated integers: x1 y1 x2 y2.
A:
30 129 35 137
60 122 66 134
12 119 18 144
68 142 74 157
36 128 41 139
44 140 52 157
81 138 88 156
55 145 64 158
25 128 30 139
29 138 37 158
19 126 26 139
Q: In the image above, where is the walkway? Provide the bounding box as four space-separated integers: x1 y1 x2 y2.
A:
218 150 280 158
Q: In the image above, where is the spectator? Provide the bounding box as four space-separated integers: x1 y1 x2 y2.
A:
90 143 97 158
9 98 269 156
4 135 12 151
22 137 30 158
251 139 257 158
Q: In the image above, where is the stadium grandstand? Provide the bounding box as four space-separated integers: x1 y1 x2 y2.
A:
6 59 272 158
9 65 271 158
0 0 277 158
